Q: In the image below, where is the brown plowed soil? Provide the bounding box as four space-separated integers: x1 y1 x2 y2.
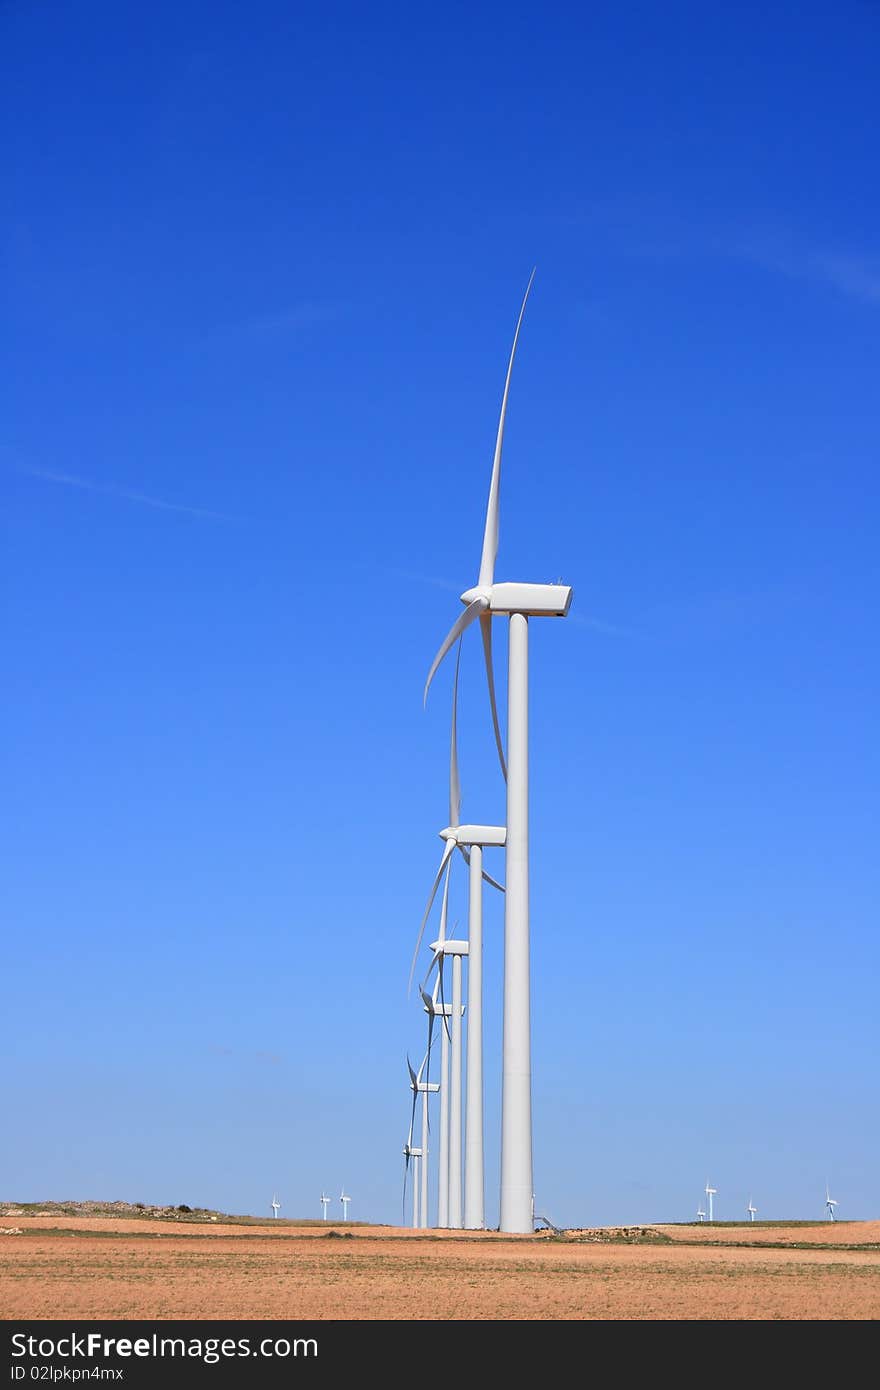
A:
2 1217 878 1319
652 1221 880 1247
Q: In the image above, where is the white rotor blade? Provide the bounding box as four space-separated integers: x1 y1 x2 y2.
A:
408 840 456 994
424 598 487 706
416 1036 434 1086
450 640 462 827
437 845 452 943
480 611 507 781
477 267 536 590
458 843 505 892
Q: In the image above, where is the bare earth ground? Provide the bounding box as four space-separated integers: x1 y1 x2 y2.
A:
2 1217 878 1321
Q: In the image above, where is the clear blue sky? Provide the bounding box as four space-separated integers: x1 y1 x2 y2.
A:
3 1 877 1228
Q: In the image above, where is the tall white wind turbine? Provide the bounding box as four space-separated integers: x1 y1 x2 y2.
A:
412 643 504 1229
320 1192 330 1220
271 1194 280 1219
747 1198 757 1222
705 1183 717 1223
424 272 573 1232
825 1184 838 1221
340 1189 351 1222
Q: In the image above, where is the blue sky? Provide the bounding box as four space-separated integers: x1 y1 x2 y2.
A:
3 0 877 1228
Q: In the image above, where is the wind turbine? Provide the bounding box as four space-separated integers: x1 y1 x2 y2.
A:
271 1194 280 1219
403 1144 422 1228
705 1183 716 1223
424 272 572 1232
747 1198 757 1222
406 1051 440 1229
340 1189 351 1222
426 934 467 1228
825 1184 838 1221
320 1193 330 1221
421 957 456 1226
696 1207 706 1223
411 643 505 1230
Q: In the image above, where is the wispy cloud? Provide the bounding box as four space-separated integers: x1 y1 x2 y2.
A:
196 301 344 351
733 237 880 307
803 252 880 306
20 465 238 521
567 611 638 637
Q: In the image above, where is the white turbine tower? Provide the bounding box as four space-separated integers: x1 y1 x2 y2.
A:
320 1193 330 1221
696 1206 706 1223
340 1189 351 1222
271 1194 280 1219
747 1198 757 1222
424 271 572 1232
411 644 503 1229
825 1184 838 1221
705 1183 716 1223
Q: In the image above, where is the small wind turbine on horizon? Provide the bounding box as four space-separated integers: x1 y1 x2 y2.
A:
696 1206 706 1223
320 1193 330 1221
340 1189 351 1222
825 1184 838 1221
705 1183 717 1222
747 1198 757 1222
271 1194 280 1219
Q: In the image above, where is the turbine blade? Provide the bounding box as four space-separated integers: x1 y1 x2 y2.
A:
449 640 462 827
408 840 456 994
406 1052 418 1090
480 611 507 781
437 854 452 944
424 598 486 707
406 1081 418 1149
438 952 451 1043
425 1010 435 1105
477 267 536 589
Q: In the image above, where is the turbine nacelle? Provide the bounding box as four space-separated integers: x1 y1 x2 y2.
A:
429 938 469 957
439 824 506 848
460 582 573 618
423 999 460 1017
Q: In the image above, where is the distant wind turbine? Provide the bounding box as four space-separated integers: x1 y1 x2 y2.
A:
705 1183 716 1222
747 1198 757 1222
696 1207 706 1223
271 1194 280 1219
405 1049 440 1228
340 1189 351 1222
420 956 456 1226
320 1193 330 1221
410 641 504 1231
825 1184 838 1221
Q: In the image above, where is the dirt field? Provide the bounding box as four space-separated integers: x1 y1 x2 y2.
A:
2 1217 878 1320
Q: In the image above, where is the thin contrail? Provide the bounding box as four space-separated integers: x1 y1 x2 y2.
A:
20 466 238 521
